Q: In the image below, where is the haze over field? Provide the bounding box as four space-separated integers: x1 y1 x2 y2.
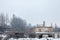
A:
0 0 60 26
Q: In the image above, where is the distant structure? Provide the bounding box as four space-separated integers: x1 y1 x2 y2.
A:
31 21 53 32
27 21 58 38
13 14 16 18
43 21 45 27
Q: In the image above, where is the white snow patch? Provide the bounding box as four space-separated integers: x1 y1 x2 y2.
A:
8 38 60 40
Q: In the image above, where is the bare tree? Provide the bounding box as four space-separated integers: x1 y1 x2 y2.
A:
5 13 9 25
0 13 5 26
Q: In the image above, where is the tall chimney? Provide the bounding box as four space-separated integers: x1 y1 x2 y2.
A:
51 23 53 27
55 24 57 28
43 21 45 27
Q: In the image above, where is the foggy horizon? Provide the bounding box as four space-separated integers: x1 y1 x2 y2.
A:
0 0 60 27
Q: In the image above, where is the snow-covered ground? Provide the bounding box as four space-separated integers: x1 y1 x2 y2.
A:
8 38 60 40
0 34 60 40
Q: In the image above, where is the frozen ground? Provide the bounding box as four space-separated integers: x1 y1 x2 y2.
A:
8 38 60 40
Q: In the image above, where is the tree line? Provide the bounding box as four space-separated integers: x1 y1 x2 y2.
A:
0 13 32 32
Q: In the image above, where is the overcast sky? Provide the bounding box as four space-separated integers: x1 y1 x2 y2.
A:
0 0 60 26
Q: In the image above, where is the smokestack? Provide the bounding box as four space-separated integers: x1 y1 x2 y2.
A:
13 14 15 18
55 24 57 28
43 21 45 27
51 23 53 27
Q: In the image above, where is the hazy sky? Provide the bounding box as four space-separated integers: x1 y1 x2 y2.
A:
0 0 60 26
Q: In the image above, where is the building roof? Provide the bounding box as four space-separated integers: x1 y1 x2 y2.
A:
33 25 53 28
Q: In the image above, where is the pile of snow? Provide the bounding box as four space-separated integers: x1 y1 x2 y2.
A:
8 38 17 40
54 38 60 40
0 34 7 40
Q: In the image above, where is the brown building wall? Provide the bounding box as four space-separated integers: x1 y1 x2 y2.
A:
32 27 53 32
